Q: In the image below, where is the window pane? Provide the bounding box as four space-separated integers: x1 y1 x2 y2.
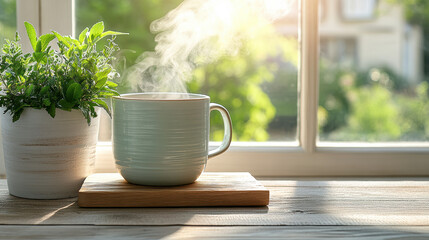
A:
0 0 16 46
319 0 429 142
76 0 299 142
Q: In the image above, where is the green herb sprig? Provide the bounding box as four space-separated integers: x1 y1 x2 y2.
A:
0 21 127 124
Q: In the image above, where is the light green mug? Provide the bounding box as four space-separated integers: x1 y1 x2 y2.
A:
112 92 232 186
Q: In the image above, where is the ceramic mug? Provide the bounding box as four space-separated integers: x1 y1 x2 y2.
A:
112 92 232 186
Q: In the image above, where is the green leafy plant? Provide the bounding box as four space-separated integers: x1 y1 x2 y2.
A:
0 21 127 124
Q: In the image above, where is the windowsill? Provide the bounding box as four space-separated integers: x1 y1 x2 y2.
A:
3 141 428 178
94 141 429 177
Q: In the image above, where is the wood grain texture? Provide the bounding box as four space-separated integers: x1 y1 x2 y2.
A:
78 172 270 207
1 226 429 240
0 178 429 227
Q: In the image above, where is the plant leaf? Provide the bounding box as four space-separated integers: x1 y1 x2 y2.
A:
35 40 42 52
14 31 20 41
66 83 83 102
79 105 91 125
52 31 71 48
39 33 55 51
47 103 56 118
58 99 74 109
99 31 128 41
33 52 45 62
92 98 111 117
87 101 97 117
25 84 35 97
79 27 89 43
12 109 24 122
78 43 88 51
39 86 49 95
64 36 80 46
89 22 104 42
24 22 37 51
98 91 116 97
106 81 118 88
95 67 111 81
65 45 74 58
42 98 51 106
99 88 120 96
1 22 122 125
95 78 107 89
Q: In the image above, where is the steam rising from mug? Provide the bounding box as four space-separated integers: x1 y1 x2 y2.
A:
127 0 292 93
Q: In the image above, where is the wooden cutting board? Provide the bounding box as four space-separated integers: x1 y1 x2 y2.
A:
78 172 269 207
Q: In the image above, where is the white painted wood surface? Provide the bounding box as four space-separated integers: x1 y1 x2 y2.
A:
0 178 429 239
16 0 40 53
94 142 429 177
300 0 319 153
40 0 74 37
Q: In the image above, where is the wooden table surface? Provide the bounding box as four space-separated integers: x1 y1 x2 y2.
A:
1 177 429 239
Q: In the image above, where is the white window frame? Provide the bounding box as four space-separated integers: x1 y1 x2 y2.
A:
9 0 429 177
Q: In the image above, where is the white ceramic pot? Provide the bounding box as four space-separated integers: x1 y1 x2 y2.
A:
1 108 100 199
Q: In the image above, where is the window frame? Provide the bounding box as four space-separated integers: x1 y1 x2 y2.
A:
9 0 429 177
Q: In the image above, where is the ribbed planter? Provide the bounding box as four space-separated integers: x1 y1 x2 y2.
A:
1 108 100 199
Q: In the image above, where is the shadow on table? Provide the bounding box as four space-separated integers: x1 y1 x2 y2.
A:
24 197 268 239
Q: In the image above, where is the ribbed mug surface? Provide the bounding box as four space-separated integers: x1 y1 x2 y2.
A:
113 93 210 186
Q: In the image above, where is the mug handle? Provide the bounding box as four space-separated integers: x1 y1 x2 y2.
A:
208 103 233 159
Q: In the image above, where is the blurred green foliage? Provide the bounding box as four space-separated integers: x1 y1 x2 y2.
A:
346 84 402 141
0 0 16 46
77 0 181 65
188 27 298 141
189 52 276 141
76 0 299 141
319 66 429 141
318 62 351 134
396 82 429 139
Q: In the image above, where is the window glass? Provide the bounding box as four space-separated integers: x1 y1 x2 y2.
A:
341 0 376 21
0 0 16 46
319 0 429 142
76 0 299 142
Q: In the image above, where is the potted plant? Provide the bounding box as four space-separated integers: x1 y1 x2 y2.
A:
0 21 126 199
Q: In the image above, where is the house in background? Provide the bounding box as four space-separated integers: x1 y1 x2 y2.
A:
277 0 423 84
